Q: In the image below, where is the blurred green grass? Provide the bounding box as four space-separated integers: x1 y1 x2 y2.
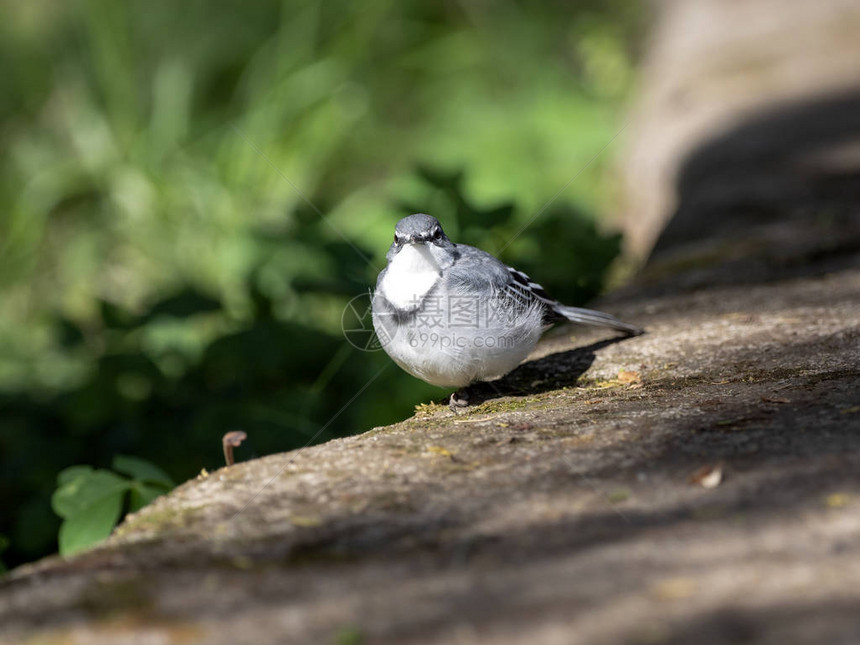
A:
0 0 643 566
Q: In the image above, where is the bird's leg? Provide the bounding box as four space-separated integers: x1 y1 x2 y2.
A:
449 389 470 412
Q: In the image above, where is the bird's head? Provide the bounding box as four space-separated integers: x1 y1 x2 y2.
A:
392 213 451 246
386 214 456 264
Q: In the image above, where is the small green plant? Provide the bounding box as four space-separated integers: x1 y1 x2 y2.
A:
51 456 175 556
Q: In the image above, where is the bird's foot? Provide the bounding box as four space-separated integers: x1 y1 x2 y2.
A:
449 390 470 413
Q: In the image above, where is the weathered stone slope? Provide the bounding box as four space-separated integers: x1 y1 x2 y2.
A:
1 206 859 644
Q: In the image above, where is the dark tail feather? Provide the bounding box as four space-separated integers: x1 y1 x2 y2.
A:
554 305 643 336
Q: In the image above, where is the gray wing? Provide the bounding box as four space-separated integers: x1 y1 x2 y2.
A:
506 264 642 335
450 244 641 335
445 244 530 309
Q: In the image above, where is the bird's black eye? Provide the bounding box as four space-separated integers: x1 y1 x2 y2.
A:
394 234 399 244
432 228 442 240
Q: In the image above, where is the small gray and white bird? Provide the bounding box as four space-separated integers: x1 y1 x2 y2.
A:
372 214 641 409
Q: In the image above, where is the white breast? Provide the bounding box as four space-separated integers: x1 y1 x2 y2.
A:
379 245 441 310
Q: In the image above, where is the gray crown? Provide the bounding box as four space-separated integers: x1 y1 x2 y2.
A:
394 214 444 241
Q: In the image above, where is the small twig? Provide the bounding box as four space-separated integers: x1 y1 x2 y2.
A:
222 431 247 467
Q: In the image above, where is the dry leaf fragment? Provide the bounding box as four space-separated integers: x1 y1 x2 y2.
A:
607 488 630 503
414 402 441 416
723 312 754 323
826 493 849 508
426 445 454 459
617 370 641 384
690 463 724 488
452 415 495 424
651 577 697 601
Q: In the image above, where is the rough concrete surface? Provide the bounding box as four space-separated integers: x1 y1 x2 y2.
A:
1 197 859 644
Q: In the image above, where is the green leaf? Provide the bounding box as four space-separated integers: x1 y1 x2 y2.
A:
57 492 124 556
57 465 95 486
112 455 174 487
51 469 130 519
128 482 168 513
51 460 173 556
